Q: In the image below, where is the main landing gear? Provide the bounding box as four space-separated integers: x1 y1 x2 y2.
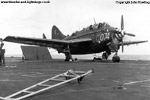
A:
112 52 120 62
64 52 78 62
93 52 110 61
93 52 120 62
102 52 108 60
65 52 73 61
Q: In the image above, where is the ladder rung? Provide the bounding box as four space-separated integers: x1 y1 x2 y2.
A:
38 84 51 87
23 91 34 94
50 79 65 82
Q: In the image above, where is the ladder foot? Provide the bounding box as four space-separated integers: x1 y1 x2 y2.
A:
77 76 85 84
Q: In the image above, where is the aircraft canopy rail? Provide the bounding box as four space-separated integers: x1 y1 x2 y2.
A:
0 69 94 100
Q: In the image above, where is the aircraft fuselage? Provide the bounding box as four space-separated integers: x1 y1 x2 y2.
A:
64 23 116 55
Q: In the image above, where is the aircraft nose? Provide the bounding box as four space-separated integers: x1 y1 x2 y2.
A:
108 34 120 52
114 33 123 41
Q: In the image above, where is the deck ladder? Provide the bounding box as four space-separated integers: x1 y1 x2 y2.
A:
0 69 93 100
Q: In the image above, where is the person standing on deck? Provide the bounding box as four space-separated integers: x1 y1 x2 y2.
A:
0 39 5 66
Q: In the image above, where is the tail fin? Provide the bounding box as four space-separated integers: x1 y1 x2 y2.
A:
52 25 66 39
43 33 47 39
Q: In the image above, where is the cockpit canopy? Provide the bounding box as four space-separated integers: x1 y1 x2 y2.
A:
102 22 110 27
71 22 110 36
88 22 110 30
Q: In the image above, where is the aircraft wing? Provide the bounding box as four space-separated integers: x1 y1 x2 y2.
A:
3 36 92 48
121 40 148 46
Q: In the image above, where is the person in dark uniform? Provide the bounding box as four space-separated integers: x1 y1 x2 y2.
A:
0 39 5 66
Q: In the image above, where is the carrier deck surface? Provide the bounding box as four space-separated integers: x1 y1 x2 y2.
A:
0 59 150 100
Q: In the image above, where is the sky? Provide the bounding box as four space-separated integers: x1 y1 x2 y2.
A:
0 0 150 56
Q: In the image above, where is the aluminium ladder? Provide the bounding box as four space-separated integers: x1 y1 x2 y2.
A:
0 69 94 100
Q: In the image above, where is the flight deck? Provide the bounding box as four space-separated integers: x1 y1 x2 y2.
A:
0 59 150 100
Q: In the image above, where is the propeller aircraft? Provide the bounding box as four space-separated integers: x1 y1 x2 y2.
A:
3 15 148 62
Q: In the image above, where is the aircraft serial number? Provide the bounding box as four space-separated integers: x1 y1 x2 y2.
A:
96 33 110 43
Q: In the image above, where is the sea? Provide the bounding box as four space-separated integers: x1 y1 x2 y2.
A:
5 54 150 61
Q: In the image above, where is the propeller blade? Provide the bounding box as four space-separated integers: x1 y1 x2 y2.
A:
114 15 135 53
124 33 136 37
121 41 124 52
121 15 124 52
121 15 124 30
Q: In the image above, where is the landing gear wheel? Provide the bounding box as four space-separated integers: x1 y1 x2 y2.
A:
112 56 120 62
74 58 78 62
